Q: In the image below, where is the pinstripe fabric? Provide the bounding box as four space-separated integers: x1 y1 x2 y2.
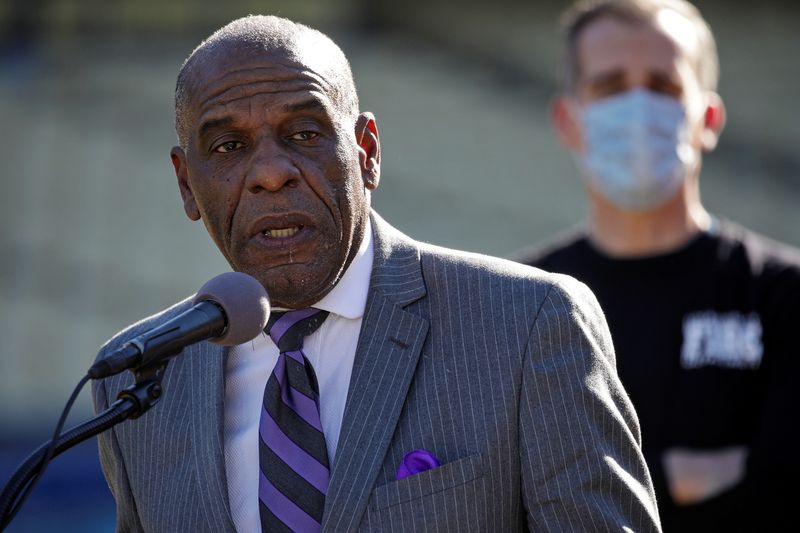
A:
93 211 661 532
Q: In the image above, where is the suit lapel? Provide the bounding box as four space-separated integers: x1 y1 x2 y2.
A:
186 341 237 531
322 213 429 532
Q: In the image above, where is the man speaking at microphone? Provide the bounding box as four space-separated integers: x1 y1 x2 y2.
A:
92 15 660 532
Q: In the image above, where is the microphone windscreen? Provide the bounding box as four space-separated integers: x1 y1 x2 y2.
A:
193 272 270 345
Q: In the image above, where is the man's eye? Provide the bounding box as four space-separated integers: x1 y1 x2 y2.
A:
650 83 683 99
289 131 319 142
214 141 243 153
590 81 626 99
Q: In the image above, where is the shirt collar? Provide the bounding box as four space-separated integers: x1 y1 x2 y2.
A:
310 218 373 320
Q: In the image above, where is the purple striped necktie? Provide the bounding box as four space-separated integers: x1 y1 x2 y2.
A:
260 308 330 533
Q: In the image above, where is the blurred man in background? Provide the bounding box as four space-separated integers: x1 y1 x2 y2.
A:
516 0 800 530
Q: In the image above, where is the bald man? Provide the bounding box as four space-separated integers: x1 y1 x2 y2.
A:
93 16 661 532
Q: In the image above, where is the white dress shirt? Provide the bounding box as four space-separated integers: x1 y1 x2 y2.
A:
224 221 373 533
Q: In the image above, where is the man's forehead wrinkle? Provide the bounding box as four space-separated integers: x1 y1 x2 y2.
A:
282 98 328 113
184 43 295 100
199 68 331 102
191 52 334 99
196 91 332 131
196 80 332 118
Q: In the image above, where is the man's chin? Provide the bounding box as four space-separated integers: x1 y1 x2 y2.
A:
254 271 337 309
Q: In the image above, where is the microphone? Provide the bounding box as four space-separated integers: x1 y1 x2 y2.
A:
88 272 270 379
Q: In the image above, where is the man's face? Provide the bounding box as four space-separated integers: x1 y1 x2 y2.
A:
171 46 379 309
564 11 718 153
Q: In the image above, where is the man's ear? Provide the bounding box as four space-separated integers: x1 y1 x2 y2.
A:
355 112 380 190
551 95 584 152
700 92 726 152
170 146 201 221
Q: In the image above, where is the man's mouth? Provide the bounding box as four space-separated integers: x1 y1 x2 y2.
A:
262 225 303 238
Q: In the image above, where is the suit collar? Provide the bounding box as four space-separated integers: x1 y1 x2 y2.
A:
322 211 429 531
363 210 427 308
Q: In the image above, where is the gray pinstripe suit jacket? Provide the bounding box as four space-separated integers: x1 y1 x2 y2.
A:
93 212 661 532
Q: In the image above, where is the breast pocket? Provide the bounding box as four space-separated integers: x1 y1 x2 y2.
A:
370 453 484 511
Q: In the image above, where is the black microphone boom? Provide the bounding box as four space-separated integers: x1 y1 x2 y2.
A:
87 301 226 379
88 272 270 379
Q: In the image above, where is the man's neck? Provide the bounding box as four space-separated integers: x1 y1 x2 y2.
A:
586 183 712 259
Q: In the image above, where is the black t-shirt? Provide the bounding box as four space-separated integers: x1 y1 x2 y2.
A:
519 219 800 532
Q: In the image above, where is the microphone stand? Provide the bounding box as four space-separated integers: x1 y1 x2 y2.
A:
0 363 168 530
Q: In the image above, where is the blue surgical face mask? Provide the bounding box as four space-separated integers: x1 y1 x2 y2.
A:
578 88 697 211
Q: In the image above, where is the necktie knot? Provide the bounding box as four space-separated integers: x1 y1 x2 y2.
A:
266 308 329 352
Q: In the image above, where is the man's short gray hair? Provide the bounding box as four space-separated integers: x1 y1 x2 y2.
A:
174 15 359 150
560 0 719 94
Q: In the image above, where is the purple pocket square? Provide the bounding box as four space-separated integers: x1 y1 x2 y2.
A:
396 449 441 480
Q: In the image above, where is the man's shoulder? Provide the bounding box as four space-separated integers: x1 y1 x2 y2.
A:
714 218 800 278
419 240 548 282
372 212 603 320
415 240 597 310
372 211 563 291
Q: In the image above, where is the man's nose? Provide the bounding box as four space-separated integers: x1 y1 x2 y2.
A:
244 136 301 193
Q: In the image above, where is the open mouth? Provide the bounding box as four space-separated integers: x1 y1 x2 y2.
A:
262 225 303 238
